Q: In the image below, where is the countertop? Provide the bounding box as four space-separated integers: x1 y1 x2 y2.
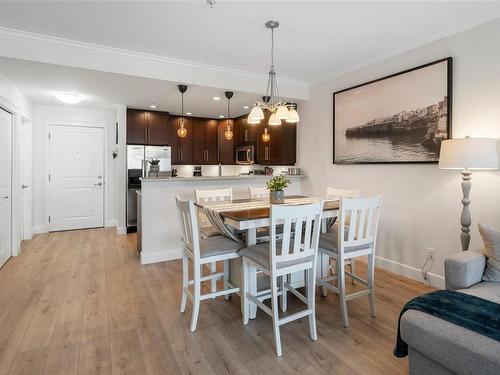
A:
140 174 307 182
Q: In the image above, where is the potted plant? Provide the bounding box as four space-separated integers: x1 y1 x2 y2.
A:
148 158 160 177
266 175 291 204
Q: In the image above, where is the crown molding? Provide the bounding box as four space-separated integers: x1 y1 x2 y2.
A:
0 26 310 100
311 13 500 86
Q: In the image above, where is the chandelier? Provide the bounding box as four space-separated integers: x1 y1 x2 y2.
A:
248 20 299 126
177 85 188 138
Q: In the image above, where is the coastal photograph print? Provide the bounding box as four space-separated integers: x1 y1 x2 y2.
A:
333 57 452 164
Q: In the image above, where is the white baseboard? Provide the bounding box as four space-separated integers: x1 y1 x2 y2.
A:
116 226 127 235
32 225 49 235
375 255 445 289
141 248 183 265
106 219 117 228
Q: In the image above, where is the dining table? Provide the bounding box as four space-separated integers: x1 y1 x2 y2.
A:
195 195 340 317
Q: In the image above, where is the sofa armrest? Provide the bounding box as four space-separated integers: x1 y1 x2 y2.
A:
444 250 486 290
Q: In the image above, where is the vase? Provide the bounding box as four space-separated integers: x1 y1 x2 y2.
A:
270 190 285 204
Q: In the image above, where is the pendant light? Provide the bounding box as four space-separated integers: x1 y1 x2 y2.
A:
177 85 188 138
224 91 234 141
262 128 270 142
247 20 300 126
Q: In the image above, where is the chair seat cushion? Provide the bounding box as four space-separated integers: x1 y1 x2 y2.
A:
239 242 314 270
190 235 243 258
319 224 370 253
200 225 220 238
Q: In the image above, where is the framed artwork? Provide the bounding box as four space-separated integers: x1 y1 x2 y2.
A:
333 57 452 164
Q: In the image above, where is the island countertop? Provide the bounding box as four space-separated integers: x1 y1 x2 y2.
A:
140 174 307 183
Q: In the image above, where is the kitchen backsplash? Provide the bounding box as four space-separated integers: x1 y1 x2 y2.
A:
174 165 292 178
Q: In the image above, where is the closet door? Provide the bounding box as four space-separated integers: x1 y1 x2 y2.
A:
0 108 12 268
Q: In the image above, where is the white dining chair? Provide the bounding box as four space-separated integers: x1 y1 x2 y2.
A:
176 196 242 332
324 187 361 288
249 186 270 199
195 188 233 295
316 196 382 328
239 201 324 356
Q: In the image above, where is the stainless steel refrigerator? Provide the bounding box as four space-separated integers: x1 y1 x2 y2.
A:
127 145 171 230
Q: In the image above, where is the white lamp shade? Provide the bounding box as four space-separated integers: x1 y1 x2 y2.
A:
248 106 264 121
286 107 299 123
276 105 289 120
439 137 499 170
268 112 282 126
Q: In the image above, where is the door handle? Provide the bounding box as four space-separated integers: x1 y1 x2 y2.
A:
94 182 103 186
2 196 8 199
22 185 28 189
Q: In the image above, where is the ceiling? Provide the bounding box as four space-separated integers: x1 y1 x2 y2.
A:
0 56 283 117
0 1 499 84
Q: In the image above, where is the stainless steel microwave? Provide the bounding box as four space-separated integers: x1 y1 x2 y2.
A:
235 144 255 164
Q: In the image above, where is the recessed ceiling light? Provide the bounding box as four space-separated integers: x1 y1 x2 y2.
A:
149 104 157 109
212 96 221 101
54 92 84 104
243 106 249 109
186 112 192 115
219 115 225 118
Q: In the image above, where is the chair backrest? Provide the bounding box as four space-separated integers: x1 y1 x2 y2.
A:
338 196 382 254
326 187 360 199
175 196 201 258
249 186 269 199
269 201 324 270
195 188 233 203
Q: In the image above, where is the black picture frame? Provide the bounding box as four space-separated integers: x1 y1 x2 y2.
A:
333 57 453 164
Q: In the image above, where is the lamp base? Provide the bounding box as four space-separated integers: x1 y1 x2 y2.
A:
460 169 472 251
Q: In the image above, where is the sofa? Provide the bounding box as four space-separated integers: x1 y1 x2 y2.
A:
400 250 500 375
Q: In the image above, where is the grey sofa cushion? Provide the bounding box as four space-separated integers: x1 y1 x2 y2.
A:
401 309 500 375
459 281 500 303
478 223 500 281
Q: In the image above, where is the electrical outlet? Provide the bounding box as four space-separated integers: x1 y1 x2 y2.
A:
428 248 436 261
423 270 429 281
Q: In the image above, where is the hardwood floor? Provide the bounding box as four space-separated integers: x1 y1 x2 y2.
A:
0 228 431 374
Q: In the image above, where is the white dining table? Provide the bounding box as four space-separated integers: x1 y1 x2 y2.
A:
196 195 339 317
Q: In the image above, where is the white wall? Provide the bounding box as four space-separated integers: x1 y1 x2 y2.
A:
298 19 500 287
32 105 120 232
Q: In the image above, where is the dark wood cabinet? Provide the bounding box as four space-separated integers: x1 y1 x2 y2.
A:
235 115 258 144
193 118 218 164
127 109 169 145
217 119 235 164
256 112 297 165
127 109 147 144
167 116 193 164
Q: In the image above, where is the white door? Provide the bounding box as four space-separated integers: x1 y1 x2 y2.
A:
48 125 104 231
0 108 12 268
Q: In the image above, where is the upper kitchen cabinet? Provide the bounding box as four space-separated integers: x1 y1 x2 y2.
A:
234 115 258 144
167 116 193 165
217 119 235 164
256 120 297 165
193 118 218 164
126 108 169 145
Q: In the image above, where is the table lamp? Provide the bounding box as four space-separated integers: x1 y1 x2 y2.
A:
439 137 498 251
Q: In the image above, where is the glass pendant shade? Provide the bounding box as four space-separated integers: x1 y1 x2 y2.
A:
268 112 281 126
177 124 187 138
248 106 264 121
276 105 289 120
224 125 233 141
262 128 270 142
286 107 299 123
247 118 261 125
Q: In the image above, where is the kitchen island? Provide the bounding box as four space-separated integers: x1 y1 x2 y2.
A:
138 174 306 264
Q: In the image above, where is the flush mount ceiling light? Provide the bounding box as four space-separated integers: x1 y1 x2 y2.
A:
54 92 84 104
224 91 234 141
248 20 299 126
177 85 188 138
149 104 157 109
243 106 249 109
186 112 192 115
212 96 221 101
219 115 225 118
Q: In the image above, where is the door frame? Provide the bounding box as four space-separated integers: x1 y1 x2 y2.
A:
44 121 109 232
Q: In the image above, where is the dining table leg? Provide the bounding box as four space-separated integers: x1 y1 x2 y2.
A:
246 228 258 319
